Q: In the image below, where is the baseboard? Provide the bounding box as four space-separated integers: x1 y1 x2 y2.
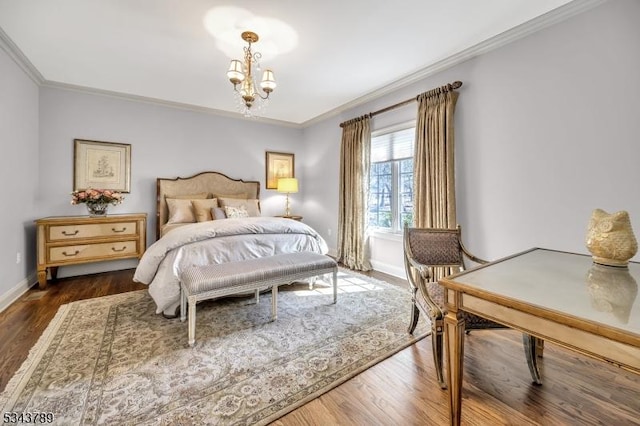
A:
0 273 37 313
370 259 406 279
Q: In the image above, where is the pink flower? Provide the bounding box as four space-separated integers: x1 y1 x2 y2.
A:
70 188 125 206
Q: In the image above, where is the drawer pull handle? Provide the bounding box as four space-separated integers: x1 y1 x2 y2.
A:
62 250 80 257
62 230 80 236
112 227 127 233
112 246 127 252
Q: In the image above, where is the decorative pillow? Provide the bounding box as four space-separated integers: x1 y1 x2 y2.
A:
192 198 219 222
224 205 249 219
166 198 196 224
211 207 227 220
218 197 260 217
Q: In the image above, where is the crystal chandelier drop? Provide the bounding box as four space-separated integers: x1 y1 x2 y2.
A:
226 31 276 118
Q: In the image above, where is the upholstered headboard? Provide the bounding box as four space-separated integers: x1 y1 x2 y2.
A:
156 171 260 240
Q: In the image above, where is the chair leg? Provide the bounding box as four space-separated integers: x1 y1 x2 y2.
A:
536 338 545 358
432 317 447 389
523 333 542 385
408 287 420 334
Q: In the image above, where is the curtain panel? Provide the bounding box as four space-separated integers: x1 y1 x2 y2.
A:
413 88 459 229
413 87 459 281
337 116 372 271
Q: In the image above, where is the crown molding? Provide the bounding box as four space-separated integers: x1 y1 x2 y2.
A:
301 0 607 128
40 80 303 129
0 26 44 84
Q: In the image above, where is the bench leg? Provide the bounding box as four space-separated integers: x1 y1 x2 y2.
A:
188 297 196 346
255 288 260 304
271 285 278 321
332 269 337 304
180 285 187 322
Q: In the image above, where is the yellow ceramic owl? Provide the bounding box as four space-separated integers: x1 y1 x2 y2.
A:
586 209 638 267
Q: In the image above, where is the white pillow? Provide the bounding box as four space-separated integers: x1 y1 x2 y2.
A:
166 199 195 224
218 197 260 217
224 205 249 219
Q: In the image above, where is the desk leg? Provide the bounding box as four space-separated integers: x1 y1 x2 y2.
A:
445 304 465 426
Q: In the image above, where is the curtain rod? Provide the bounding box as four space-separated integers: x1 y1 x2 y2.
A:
340 81 463 128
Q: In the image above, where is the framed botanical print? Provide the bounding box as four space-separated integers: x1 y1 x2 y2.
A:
265 151 294 189
74 139 131 192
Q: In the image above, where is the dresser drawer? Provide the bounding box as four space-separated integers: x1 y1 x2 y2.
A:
49 241 138 263
49 222 138 241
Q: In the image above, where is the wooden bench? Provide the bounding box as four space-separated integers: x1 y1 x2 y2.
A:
180 252 338 346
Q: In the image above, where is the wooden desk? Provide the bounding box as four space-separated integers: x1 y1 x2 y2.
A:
35 213 147 289
439 248 640 425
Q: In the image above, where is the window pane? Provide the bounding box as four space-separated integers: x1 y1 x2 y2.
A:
368 128 415 231
369 161 391 229
379 162 392 175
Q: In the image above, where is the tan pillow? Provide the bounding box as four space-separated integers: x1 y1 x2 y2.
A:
192 198 219 222
224 205 249 219
218 197 260 217
166 198 196 224
167 192 210 200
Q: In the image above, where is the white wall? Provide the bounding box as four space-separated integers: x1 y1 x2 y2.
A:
37 87 303 278
304 0 640 276
0 44 39 309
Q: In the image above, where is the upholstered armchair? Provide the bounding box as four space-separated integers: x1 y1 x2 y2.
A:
404 225 542 389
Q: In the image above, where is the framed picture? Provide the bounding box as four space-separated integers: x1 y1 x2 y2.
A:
74 139 131 192
265 151 294 189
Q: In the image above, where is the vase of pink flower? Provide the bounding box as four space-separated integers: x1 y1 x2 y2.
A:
71 188 124 217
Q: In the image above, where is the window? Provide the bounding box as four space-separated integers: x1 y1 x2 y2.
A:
368 123 415 232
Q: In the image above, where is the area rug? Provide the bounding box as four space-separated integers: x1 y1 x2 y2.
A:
0 270 430 425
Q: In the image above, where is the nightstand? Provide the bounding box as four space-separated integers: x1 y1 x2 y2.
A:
275 215 303 222
35 213 147 289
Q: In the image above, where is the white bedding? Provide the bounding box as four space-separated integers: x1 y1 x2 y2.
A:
133 217 329 314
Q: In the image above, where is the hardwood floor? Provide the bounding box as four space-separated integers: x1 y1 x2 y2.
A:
1 269 639 425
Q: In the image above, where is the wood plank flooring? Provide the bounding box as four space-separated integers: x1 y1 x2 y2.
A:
1 269 639 425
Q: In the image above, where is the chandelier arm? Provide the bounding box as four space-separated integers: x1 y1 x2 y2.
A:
255 91 271 100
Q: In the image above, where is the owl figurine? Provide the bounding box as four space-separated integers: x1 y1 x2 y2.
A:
586 209 638 267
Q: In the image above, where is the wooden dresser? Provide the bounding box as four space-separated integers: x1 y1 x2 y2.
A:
35 213 147 289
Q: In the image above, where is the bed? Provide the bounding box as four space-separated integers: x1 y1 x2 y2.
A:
133 171 329 316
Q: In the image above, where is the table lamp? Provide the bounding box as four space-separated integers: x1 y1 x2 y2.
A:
277 178 298 217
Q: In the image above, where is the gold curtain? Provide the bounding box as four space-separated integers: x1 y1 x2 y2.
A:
337 115 372 271
414 86 459 229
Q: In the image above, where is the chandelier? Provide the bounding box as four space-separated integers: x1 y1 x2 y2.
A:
226 31 276 118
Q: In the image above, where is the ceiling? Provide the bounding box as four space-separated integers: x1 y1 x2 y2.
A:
0 0 594 126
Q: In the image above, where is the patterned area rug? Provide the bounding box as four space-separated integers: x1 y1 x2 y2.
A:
1 270 429 425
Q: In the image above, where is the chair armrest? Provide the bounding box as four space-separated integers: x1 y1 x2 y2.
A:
405 255 431 280
465 252 488 265
460 243 488 265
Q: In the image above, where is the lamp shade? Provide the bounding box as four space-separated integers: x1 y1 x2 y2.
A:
227 60 245 84
260 69 277 92
277 178 298 193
